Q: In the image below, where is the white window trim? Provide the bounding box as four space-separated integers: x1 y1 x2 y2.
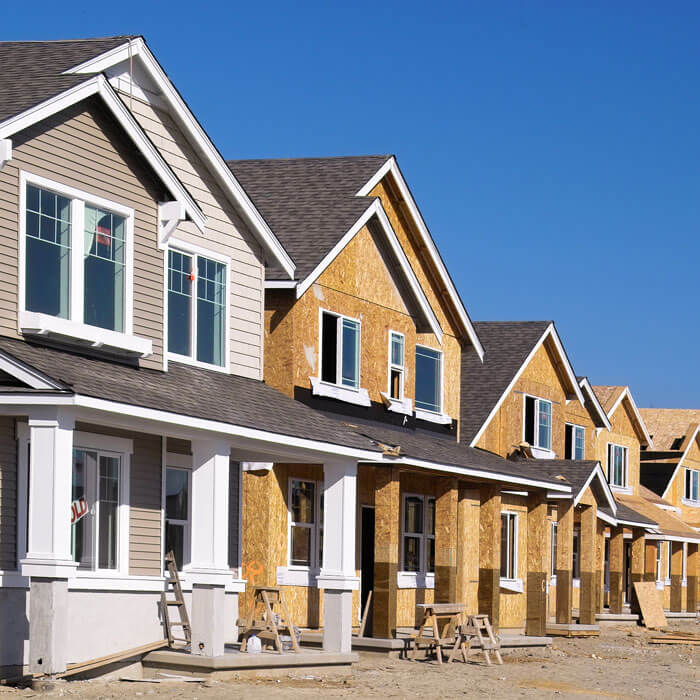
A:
162 463 192 572
415 344 450 423
683 468 700 505
285 477 323 575
399 492 435 582
312 308 369 405
165 239 231 373
387 330 406 400
523 394 553 453
565 422 586 460
550 521 558 579
607 443 629 490
500 510 520 587
18 171 148 356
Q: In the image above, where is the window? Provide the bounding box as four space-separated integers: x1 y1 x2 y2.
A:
320 311 360 389
388 331 405 400
565 424 585 460
500 512 517 579
572 527 580 579
288 479 323 569
656 542 663 582
168 249 227 367
71 449 123 571
684 468 699 502
402 494 435 573
165 467 190 570
524 396 552 450
22 175 133 334
607 444 628 488
551 522 558 576
415 346 442 414
667 542 673 580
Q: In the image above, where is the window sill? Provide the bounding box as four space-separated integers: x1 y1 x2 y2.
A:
310 376 370 407
573 578 580 589
415 408 452 425
397 571 435 589
656 580 665 591
681 498 700 508
610 485 633 495
168 352 228 373
20 311 152 358
380 392 413 416
499 577 524 593
276 566 319 587
531 446 555 459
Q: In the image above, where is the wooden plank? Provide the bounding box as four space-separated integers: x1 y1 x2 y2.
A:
633 581 668 630
56 640 168 678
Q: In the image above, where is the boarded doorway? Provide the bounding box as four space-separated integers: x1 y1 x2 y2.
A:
361 506 375 636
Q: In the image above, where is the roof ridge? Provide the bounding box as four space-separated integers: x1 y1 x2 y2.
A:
227 154 392 165
0 36 137 45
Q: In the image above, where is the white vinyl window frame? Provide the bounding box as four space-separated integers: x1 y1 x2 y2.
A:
655 541 663 584
683 468 700 505
550 521 558 579
565 423 586 460
286 477 324 572
388 330 406 400
415 344 451 425
666 541 673 585
17 171 144 354
500 511 519 583
572 525 581 582
162 461 192 573
607 443 629 490
399 493 436 578
165 239 231 373
523 394 553 454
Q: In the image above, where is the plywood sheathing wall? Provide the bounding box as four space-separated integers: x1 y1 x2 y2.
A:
476 339 595 459
667 438 700 527
598 398 642 495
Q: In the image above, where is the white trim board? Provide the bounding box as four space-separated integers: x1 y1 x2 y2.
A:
356 156 483 359
296 200 443 343
470 323 586 447
578 377 612 430
661 424 700 500
573 462 617 515
0 74 205 234
606 387 654 449
64 37 295 279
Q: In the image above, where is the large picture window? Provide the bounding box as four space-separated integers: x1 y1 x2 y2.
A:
71 448 123 571
22 175 133 335
167 248 227 367
524 396 552 451
607 444 628 488
288 479 323 569
320 311 360 389
415 346 442 414
402 494 435 573
500 512 518 580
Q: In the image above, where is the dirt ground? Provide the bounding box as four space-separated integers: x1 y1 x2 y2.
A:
2 622 699 699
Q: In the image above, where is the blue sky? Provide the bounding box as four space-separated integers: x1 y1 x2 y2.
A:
4 2 699 408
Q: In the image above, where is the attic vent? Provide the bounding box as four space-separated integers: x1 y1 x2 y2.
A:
671 437 684 450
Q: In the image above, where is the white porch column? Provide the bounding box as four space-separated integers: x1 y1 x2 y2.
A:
185 438 232 657
317 460 359 653
20 408 77 675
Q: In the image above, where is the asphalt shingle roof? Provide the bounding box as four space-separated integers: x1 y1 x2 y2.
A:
508 457 600 496
460 321 551 445
591 385 625 414
227 156 391 281
0 37 135 123
640 408 700 450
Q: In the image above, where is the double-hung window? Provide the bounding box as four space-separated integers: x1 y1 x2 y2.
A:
655 542 663 583
684 468 699 503
607 444 628 488
500 512 518 580
388 331 405 400
71 447 125 571
165 467 190 571
572 526 581 580
320 311 360 389
415 346 443 414
565 424 585 460
167 249 227 368
288 479 323 569
402 494 435 573
550 522 558 577
524 396 552 451
22 174 134 339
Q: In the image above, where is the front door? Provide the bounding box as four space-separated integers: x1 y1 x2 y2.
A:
360 506 375 637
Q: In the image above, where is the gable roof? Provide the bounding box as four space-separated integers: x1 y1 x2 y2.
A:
640 408 700 450
617 491 699 540
593 385 653 448
228 155 484 356
461 321 585 447
577 377 612 430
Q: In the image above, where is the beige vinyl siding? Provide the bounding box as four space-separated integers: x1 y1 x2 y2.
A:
120 94 265 379
0 416 17 570
76 423 162 576
0 98 164 370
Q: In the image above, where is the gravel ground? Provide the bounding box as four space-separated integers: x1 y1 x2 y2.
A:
2 622 699 699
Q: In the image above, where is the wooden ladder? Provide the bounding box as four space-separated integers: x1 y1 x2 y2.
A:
161 551 191 648
449 614 503 665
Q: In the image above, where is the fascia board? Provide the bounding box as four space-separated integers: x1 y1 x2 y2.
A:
573 462 617 514
579 377 612 430
660 425 700 500
609 388 654 449
548 326 586 406
0 351 67 390
357 157 484 360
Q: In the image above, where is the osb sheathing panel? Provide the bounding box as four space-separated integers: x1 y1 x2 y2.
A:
457 488 480 615
669 439 700 524
475 339 584 459
397 587 435 627
264 290 296 398
596 397 642 494
500 494 528 629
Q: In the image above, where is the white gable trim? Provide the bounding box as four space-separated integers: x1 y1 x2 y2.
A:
573 462 617 514
357 156 483 359
470 324 586 447
0 74 206 233
578 377 612 430
607 387 654 449
660 423 700 500
65 38 295 279
295 199 444 343
0 353 65 390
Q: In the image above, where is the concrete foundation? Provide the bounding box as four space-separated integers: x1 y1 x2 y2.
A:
191 584 226 657
29 578 68 675
323 590 353 653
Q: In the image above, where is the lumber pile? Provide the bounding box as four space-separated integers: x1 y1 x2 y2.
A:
648 631 700 646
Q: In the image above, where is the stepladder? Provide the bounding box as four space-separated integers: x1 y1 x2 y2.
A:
448 614 503 665
238 586 300 654
160 550 191 648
